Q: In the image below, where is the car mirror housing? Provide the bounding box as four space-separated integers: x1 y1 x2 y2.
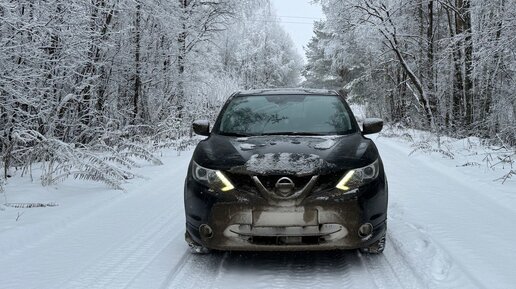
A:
362 118 383 135
193 120 210 136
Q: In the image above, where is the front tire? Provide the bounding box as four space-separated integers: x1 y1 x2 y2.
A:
185 231 211 254
359 233 386 254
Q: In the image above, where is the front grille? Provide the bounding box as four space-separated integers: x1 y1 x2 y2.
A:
225 172 254 187
224 172 256 194
255 175 313 192
225 171 343 198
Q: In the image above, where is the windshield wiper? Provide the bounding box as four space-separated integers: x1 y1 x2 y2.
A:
257 132 326 136
219 132 252 137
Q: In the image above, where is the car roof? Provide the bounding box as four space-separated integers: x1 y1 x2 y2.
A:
234 88 339 97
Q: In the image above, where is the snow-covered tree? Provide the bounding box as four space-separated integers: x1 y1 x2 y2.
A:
217 0 303 90
0 0 302 187
311 0 515 144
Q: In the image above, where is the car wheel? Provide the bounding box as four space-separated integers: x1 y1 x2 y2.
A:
359 233 386 254
185 231 211 254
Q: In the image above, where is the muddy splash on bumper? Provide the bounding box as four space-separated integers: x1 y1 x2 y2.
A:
196 204 386 251
184 172 388 251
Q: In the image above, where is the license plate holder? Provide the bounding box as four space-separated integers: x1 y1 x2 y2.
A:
252 208 318 226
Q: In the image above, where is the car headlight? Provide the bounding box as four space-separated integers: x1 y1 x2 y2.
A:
336 159 380 192
191 161 235 192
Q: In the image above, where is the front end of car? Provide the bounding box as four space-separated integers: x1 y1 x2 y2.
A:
184 156 388 251
184 90 388 253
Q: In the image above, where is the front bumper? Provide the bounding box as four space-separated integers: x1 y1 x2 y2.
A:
184 174 388 251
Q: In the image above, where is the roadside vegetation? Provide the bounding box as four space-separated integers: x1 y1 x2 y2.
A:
0 0 302 188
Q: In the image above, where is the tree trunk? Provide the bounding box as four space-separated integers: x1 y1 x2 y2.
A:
451 0 474 129
132 1 142 124
95 4 115 115
462 0 474 127
384 29 435 128
448 1 465 128
426 0 437 118
176 0 188 120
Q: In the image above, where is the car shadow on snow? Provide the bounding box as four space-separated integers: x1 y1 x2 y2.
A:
166 249 388 288
191 249 376 275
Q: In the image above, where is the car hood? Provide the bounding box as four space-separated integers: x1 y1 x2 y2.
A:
192 133 379 176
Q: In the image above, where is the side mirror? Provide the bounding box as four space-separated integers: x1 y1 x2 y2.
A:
192 120 210 136
362 118 383 135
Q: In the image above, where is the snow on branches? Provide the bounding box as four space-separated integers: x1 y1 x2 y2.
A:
311 0 515 145
0 0 302 190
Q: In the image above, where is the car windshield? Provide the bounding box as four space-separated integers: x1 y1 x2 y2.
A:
217 95 356 136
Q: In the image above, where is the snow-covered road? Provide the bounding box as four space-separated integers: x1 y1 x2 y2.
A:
1 136 515 289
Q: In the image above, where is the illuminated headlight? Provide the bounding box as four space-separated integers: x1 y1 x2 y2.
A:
336 159 380 192
191 161 234 192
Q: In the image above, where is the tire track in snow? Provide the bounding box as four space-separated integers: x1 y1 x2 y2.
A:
162 251 228 289
122 232 189 289
386 218 487 289
359 235 427 289
10 153 193 289
164 236 425 289
376 137 500 288
156 250 192 289
198 250 381 289
59 209 183 289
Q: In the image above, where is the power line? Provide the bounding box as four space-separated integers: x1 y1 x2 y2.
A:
254 14 324 20
276 15 324 20
247 19 315 25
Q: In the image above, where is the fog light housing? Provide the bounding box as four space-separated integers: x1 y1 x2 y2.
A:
199 224 214 239
358 223 373 238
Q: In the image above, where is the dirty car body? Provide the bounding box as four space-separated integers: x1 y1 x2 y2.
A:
184 89 388 252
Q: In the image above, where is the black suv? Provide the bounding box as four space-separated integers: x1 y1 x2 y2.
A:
184 89 387 253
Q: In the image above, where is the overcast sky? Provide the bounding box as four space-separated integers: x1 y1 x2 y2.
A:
270 0 325 63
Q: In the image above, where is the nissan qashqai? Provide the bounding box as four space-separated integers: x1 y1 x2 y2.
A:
184 89 387 254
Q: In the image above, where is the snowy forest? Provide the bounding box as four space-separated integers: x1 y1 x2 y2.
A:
2 2 516 288
305 0 515 144
1 0 515 190
0 0 302 189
